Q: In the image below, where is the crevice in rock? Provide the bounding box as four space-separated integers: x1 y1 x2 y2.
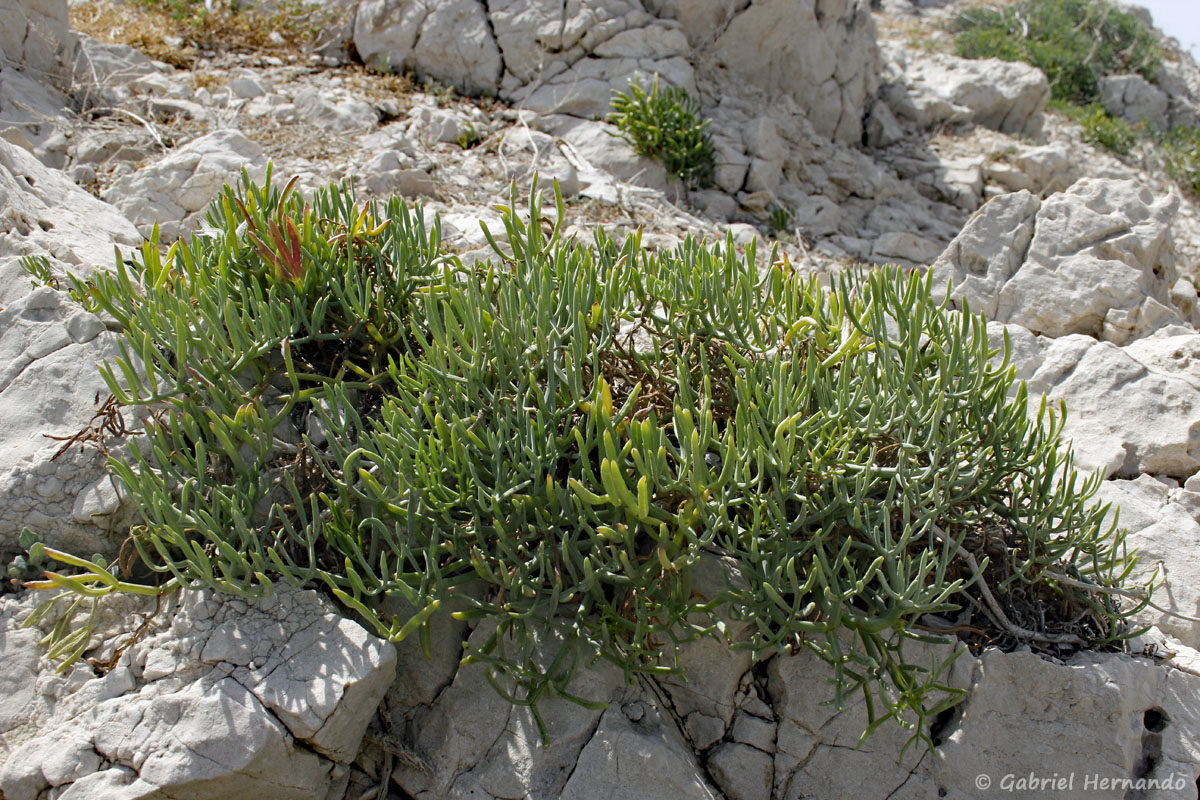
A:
882 750 927 800
407 5 434 69
643 673 729 798
928 704 961 748
553 700 607 793
477 0 506 87
1126 707 1168 800
711 0 754 46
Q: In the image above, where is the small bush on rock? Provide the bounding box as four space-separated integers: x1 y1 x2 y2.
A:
608 76 716 188
1161 125 1200 196
1052 101 1138 155
952 0 1162 104
33 171 1148 748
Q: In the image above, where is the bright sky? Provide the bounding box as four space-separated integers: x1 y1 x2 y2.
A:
1131 0 1199 59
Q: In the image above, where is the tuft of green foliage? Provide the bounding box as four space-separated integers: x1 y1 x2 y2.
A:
35 171 1147 749
608 75 716 188
953 0 1162 104
456 121 481 150
1051 101 1138 155
1161 125 1200 196
768 204 794 236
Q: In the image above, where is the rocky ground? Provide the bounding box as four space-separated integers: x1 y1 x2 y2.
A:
3 0 1200 798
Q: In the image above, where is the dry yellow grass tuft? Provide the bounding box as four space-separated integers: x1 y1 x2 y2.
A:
71 0 341 68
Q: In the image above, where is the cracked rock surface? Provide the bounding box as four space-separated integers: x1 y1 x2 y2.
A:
350 0 879 144
3 0 1200 797
933 179 1194 345
0 585 396 800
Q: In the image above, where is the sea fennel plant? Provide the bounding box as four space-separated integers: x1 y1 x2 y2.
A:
33 172 1146 748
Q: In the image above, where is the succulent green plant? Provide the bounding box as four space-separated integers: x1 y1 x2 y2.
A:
608 75 716 188
31 170 1147 750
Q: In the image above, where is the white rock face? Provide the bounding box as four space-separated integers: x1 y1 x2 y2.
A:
73 35 160 108
101 129 267 240
496 0 694 118
0 138 140 267
0 139 142 556
1156 59 1200 130
0 0 76 90
872 230 943 264
983 142 1081 196
932 179 1193 344
548 116 669 192
0 585 396 800
496 127 581 197
351 0 878 144
932 649 1200 798
883 47 1049 136
560 695 721 800
0 287 133 555
1101 73 1170 131
767 639 1200 799
1098 475 1200 646
990 322 1200 480
374 620 627 799
354 0 503 95
708 0 880 143
0 63 71 164
292 86 379 133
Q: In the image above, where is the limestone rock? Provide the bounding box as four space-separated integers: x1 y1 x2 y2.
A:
872 230 943 264
359 151 438 197
1101 73 1169 131
707 741 773 800
1156 59 1200 130
768 642 951 800
932 180 1193 344
406 104 473 145
559 691 721 800
0 138 140 267
0 585 395 800
864 97 905 148
377 622 626 799
657 555 755 726
0 0 76 90
989 322 1200 480
769 639 1200 799
354 0 503 95
932 649 1200 798
292 86 379 134
1098 475 1200 646
710 0 880 144
0 287 133 555
73 35 160 108
550 117 669 192
984 142 1081 196
497 127 581 197
0 63 70 164
101 129 267 240
884 47 1049 136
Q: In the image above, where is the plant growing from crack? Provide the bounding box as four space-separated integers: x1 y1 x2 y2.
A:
27 169 1151 751
608 75 716 188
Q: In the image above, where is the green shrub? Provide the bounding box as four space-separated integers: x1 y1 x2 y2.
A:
34 172 1145 748
1052 102 1138 155
768 204 794 236
953 0 1162 104
608 76 716 188
1161 125 1200 196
